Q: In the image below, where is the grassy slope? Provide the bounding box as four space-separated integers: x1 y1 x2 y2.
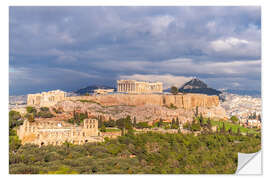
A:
211 120 259 134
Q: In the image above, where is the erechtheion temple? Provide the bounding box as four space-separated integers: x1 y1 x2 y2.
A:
117 80 163 93
27 90 66 107
17 119 102 146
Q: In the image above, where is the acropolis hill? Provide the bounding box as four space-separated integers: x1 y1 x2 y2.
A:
25 87 226 123
26 88 221 110
26 80 219 109
17 80 227 146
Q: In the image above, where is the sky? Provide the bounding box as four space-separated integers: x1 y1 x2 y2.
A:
9 6 261 95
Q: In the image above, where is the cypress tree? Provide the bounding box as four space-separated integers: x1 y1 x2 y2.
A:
228 127 232 135
253 112 257 119
237 127 241 136
176 117 180 128
172 118 175 128
258 114 261 122
133 117 137 127
199 113 203 126
207 118 212 132
195 106 199 117
73 110 76 119
222 122 226 134
158 118 163 127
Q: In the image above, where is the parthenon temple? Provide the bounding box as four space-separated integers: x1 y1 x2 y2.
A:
117 80 163 93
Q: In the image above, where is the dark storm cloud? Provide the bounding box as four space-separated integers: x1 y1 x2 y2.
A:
9 6 261 95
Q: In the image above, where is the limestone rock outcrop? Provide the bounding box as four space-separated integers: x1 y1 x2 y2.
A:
66 93 219 110
56 93 226 124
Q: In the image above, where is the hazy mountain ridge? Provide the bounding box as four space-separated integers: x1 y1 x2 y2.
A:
178 78 222 96
75 85 116 95
9 95 27 104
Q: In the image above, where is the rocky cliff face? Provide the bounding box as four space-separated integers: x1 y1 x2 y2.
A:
56 99 226 124
66 93 219 110
58 93 225 123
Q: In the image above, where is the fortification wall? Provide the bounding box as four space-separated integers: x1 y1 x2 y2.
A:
66 93 219 110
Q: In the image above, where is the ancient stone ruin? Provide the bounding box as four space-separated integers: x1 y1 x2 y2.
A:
17 119 103 146
94 88 114 94
27 90 66 107
117 80 163 93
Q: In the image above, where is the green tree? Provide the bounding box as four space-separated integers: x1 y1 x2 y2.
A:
169 103 177 109
195 106 199 117
228 127 233 135
9 135 21 152
116 116 133 130
40 107 49 112
37 111 54 118
9 111 22 130
253 112 257 119
133 117 137 127
25 113 35 122
170 86 178 95
237 127 241 136
207 118 212 132
47 166 78 174
100 124 106 132
171 118 175 128
221 122 226 134
158 118 163 127
176 117 179 127
104 117 116 127
190 123 201 131
9 131 261 174
199 113 203 126
258 114 261 122
52 107 62 114
136 122 150 129
26 106 37 114
230 116 239 124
